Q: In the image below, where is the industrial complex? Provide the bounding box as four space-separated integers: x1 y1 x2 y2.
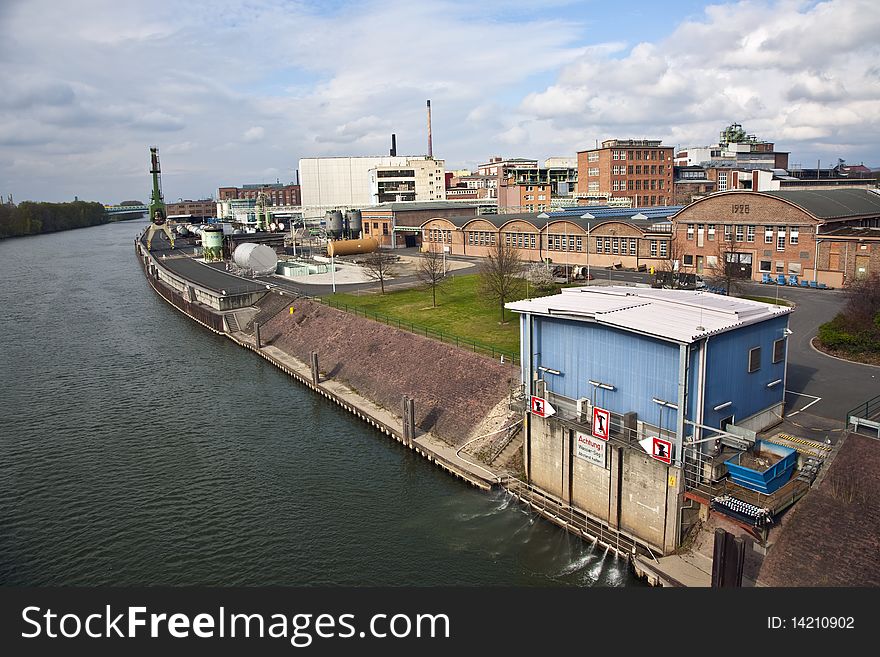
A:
130 96 880 588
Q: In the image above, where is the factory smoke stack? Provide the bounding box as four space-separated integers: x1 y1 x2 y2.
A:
390 133 397 157
426 99 433 158
295 169 300 186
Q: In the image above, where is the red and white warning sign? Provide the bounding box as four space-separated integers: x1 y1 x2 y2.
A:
591 406 610 441
639 436 673 464
530 396 556 418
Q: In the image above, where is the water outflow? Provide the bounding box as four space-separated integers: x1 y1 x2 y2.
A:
0 220 641 587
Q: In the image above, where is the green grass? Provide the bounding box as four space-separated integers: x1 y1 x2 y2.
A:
740 295 794 307
330 274 528 353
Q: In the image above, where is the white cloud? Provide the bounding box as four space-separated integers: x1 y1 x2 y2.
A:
0 0 878 202
242 126 265 143
516 0 880 158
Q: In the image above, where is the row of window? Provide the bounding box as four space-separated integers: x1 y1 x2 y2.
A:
547 234 583 252
448 230 672 257
505 233 536 249
649 241 669 257
363 222 389 235
467 231 496 246
748 339 787 373
686 224 800 249
612 179 665 191
596 237 637 256
589 164 668 177
759 261 804 275
613 150 666 161
426 229 452 243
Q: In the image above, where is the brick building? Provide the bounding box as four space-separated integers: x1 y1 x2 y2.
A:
671 189 880 287
361 201 479 248
166 199 217 220
218 183 301 206
420 206 678 271
578 139 674 207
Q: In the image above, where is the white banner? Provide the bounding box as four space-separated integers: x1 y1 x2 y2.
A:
576 432 606 467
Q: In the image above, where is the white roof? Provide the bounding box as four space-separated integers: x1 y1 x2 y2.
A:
506 286 791 344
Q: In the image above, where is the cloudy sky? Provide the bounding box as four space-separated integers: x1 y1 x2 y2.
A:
1 0 878 203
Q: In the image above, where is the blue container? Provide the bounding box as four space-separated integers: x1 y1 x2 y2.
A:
725 441 797 494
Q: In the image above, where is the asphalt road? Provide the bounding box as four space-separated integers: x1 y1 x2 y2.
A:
740 282 878 423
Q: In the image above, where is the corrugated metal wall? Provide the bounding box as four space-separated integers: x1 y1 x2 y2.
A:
532 317 680 428
703 315 788 429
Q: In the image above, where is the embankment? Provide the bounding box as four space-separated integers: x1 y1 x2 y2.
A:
259 296 519 446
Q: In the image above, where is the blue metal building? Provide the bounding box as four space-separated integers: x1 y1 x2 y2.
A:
507 287 792 467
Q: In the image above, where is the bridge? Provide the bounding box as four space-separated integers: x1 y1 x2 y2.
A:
105 204 148 215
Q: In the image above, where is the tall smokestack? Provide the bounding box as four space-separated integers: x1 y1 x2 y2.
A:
295 169 300 186
426 99 433 158
390 133 397 157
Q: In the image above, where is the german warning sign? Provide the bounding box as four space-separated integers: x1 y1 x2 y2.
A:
592 406 610 441
530 396 556 418
639 436 673 464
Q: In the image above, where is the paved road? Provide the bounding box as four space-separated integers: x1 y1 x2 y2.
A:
740 282 878 424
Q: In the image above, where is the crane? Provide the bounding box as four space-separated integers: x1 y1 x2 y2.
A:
145 146 176 250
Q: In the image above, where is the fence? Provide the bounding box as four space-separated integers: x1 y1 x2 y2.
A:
847 394 880 437
315 297 520 364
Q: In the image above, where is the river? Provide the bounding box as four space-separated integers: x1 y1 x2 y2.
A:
0 219 639 586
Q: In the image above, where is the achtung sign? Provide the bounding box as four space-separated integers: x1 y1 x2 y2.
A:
576 432 606 467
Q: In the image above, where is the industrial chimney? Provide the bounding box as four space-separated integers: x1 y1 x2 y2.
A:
426 99 433 158
390 133 397 157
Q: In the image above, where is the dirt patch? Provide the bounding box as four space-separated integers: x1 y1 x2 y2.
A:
758 433 880 586
262 298 518 445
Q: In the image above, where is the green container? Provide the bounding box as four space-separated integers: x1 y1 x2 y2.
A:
202 227 224 262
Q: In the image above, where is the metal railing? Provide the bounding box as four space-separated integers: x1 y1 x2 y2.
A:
847 394 880 437
315 297 520 364
499 475 652 557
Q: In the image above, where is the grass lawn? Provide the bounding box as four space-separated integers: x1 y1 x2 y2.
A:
739 295 793 307
330 274 528 353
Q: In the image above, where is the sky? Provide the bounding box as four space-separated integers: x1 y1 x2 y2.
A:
0 0 878 203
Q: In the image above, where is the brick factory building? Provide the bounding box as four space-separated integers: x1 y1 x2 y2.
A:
671 188 880 287
218 182 301 207
578 139 674 207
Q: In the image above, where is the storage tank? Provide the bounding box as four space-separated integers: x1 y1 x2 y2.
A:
233 242 278 273
327 237 379 258
346 209 362 235
326 210 344 236
175 224 190 236
202 226 224 262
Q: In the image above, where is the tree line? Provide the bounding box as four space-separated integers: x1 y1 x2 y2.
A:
0 201 110 239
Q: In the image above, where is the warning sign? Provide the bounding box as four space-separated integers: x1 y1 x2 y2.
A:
652 437 672 464
576 432 606 467
530 396 556 418
592 406 610 441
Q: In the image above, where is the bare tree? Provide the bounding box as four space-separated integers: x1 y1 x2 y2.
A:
479 239 524 323
416 249 448 307
705 234 750 295
361 252 398 294
654 237 686 288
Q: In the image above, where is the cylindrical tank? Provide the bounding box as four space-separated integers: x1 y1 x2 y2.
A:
269 222 278 232
346 209 362 235
175 224 190 236
325 210 344 235
202 226 224 262
233 243 278 273
277 222 286 231
327 237 379 258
